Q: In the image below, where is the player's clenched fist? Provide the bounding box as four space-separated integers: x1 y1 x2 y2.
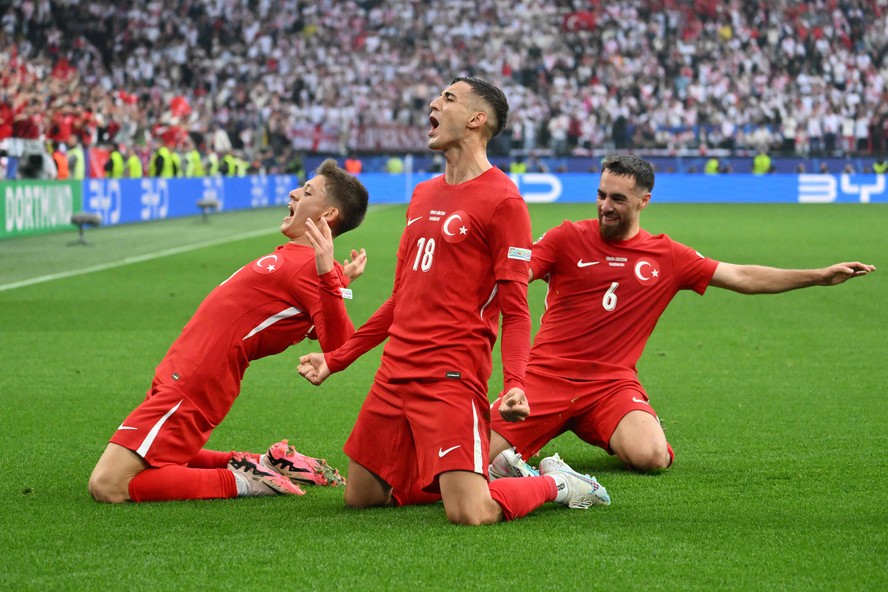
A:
298 352 331 386
498 387 530 422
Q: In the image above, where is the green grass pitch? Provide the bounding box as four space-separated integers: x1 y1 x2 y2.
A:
1 202 886 590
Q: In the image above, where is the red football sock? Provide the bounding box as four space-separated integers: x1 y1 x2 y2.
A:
187 449 234 468
488 476 557 521
128 465 237 502
666 442 675 467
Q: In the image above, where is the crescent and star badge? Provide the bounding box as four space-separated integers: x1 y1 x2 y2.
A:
441 211 469 243
252 254 282 274
633 259 660 285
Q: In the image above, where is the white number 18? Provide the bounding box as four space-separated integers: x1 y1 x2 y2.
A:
413 237 436 272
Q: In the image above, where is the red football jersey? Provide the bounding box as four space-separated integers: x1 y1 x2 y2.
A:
528 219 718 380
331 167 532 395
153 242 353 423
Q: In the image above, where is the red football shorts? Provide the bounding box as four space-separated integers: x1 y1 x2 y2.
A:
109 383 218 467
490 370 662 459
344 379 491 502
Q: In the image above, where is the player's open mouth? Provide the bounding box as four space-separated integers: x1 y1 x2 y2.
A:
283 203 294 221
428 114 439 135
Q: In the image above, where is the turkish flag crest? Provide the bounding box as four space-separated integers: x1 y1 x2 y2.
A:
441 210 470 244
633 259 661 286
252 254 283 274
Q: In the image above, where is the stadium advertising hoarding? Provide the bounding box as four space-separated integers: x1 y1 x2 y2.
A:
506 173 888 204
78 175 302 226
0 175 298 238
357 173 888 204
1 180 81 239
2 173 885 238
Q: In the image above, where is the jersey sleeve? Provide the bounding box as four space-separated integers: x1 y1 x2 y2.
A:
529 220 568 281
336 264 351 288
497 278 530 391
325 243 407 373
489 197 532 283
310 268 355 352
489 196 532 390
671 240 719 294
325 296 394 373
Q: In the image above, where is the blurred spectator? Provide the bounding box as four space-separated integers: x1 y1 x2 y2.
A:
149 140 177 178
612 115 629 150
104 143 125 178
385 155 405 174
807 112 824 156
824 109 841 156
855 113 872 153
704 156 720 174
52 142 69 179
171 144 184 178
752 147 772 175
548 111 570 156
67 136 86 180
220 150 245 177
780 114 798 155
125 145 143 178
345 156 362 174
428 153 444 173
841 113 856 154
873 156 888 174
183 137 204 177
204 148 220 177
283 149 306 182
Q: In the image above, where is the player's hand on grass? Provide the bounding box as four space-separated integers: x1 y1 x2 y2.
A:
305 217 335 276
499 388 530 422
298 352 331 386
343 248 367 282
821 262 876 285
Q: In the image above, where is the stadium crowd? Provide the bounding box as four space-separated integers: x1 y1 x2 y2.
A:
1 0 888 178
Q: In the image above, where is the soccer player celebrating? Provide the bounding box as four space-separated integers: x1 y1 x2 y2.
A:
88 159 369 503
298 77 610 525
488 154 876 475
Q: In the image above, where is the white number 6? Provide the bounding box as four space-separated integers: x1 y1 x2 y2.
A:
602 282 618 311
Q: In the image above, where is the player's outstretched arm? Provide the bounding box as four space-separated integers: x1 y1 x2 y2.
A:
709 261 876 294
297 352 331 386
343 248 367 282
498 388 530 422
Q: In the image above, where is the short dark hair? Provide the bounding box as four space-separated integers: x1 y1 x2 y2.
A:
601 154 655 193
315 158 369 237
451 76 509 139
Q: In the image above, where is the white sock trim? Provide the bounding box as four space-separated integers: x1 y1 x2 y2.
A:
232 470 250 497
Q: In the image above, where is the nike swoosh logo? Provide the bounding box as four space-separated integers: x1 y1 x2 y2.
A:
117 424 138 430
631 397 649 405
577 260 599 268
438 445 460 457
407 216 423 226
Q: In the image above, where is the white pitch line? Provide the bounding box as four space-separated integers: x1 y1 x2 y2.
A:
0 228 275 293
